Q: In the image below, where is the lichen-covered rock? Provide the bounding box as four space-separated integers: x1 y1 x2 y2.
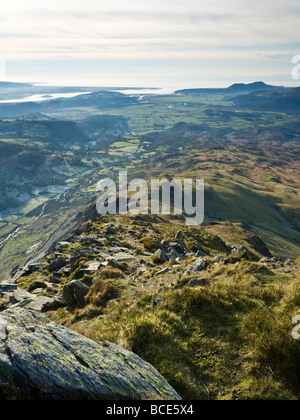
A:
3 288 55 312
0 308 181 400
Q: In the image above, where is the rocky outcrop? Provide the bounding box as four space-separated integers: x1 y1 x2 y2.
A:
0 283 56 312
245 234 272 258
0 308 181 400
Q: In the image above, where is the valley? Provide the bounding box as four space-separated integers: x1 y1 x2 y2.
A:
0 82 299 283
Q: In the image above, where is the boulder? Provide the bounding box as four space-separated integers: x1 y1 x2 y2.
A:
176 239 190 254
113 252 137 263
230 246 259 261
63 280 90 310
152 298 166 307
81 262 101 273
49 276 62 284
169 247 182 259
153 249 168 264
232 246 250 255
48 257 68 272
106 225 115 235
27 262 45 273
187 278 210 288
175 231 183 241
189 258 204 272
245 234 272 258
56 241 71 252
0 308 181 401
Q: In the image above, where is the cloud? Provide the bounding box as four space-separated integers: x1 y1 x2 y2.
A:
1 0 299 86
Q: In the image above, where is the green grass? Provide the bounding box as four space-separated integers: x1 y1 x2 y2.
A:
51 261 300 400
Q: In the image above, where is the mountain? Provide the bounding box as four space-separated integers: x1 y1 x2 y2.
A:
175 82 284 96
233 86 300 113
227 81 281 93
0 114 128 149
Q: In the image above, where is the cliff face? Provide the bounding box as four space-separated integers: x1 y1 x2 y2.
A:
0 307 181 400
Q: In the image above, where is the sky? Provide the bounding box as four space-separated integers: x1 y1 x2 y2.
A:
0 0 299 88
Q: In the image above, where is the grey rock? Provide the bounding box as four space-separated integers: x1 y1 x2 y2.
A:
141 251 154 257
0 284 18 295
19 296 54 312
106 259 120 269
169 247 182 259
49 276 62 284
106 225 115 235
6 288 55 311
81 262 101 273
0 318 6 340
80 248 103 257
156 268 169 276
175 255 185 262
63 280 90 310
176 239 190 254
13 267 31 279
0 308 181 400
8 289 35 304
165 253 176 261
212 255 224 263
83 236 104 248
175 231 183 240
48 257 68 272
187 278 210 288
27 262 45 273
190 265 200 272
195 249 208 257
56 241 71 252
231 246 250 255
153 249 168 264
161 240 170 250
109 246 130 253
189 258 204 272
57 267 72 277
103 233 111 242
152 298 166 307
113 252 137 262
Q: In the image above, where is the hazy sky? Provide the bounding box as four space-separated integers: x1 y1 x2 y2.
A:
0 0 299 87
